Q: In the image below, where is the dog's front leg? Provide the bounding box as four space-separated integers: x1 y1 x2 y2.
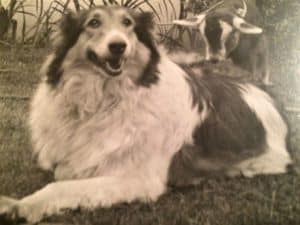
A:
0 176 165 223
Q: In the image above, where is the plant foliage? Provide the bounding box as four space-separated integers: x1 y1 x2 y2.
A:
0 0 178 47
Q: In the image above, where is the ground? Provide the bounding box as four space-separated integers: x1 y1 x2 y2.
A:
0 47 299 225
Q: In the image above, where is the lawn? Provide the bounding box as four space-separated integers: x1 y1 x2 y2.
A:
0 45 299 225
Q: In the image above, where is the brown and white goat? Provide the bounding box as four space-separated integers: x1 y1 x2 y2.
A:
172 0 271 85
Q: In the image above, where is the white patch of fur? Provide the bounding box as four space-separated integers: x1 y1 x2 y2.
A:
229 84 292 177
220 21 233 42
199 20 211 60
219 20 233 59
168 51 204 65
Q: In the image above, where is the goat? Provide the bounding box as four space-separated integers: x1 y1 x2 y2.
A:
172 0 271 85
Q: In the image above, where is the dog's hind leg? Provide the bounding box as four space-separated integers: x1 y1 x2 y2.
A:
226 147 292 178
226 84 292 177
0 176 165 223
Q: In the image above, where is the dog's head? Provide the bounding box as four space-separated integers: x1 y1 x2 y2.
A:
46 6 159 87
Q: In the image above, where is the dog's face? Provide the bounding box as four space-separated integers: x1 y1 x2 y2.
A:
82 7 137 76
47 6 159 86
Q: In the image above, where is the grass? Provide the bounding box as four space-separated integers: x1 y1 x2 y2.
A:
0 45 299 225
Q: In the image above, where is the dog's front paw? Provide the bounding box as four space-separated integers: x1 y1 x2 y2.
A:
0 196 22 224
18 204 45 224
18 197 63 223
0 196 45 224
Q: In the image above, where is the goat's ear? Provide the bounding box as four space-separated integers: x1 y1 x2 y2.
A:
173 14 206 27
233 17 263 34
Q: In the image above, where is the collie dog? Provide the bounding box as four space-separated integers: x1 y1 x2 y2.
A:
0 6 292 223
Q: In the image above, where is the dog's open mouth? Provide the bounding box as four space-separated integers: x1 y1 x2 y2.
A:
105 58 124 76
87 49 124 76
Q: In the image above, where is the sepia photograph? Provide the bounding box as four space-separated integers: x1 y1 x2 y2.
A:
0 0 299 224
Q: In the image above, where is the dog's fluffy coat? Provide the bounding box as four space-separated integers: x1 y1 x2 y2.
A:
0 6 291 223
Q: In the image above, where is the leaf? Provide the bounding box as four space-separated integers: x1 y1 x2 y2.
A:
15 10 36 18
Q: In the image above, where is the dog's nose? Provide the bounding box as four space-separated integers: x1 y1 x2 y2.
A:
109 42 127 55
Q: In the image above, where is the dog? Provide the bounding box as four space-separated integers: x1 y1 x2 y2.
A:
0 6 291 223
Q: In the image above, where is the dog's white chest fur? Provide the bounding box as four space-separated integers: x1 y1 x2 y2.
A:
29 56 200 180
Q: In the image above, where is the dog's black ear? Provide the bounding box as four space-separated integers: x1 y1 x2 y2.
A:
132 11 160 87
133 11 155 33
52 10 83 49
58 10 82 42
132 11 156 46
133 12 155 36
46 10 85 87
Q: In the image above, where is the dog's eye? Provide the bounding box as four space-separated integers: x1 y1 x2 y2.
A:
123 18 132 27
87 19 101 28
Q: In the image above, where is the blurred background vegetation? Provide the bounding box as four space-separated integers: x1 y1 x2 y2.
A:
0 1 298 48
0 0 180 46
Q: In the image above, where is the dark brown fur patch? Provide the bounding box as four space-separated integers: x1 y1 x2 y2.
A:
46 10 87 86
133 12 160 87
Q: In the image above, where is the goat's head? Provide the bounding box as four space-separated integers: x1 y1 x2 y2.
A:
172 0 263 62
